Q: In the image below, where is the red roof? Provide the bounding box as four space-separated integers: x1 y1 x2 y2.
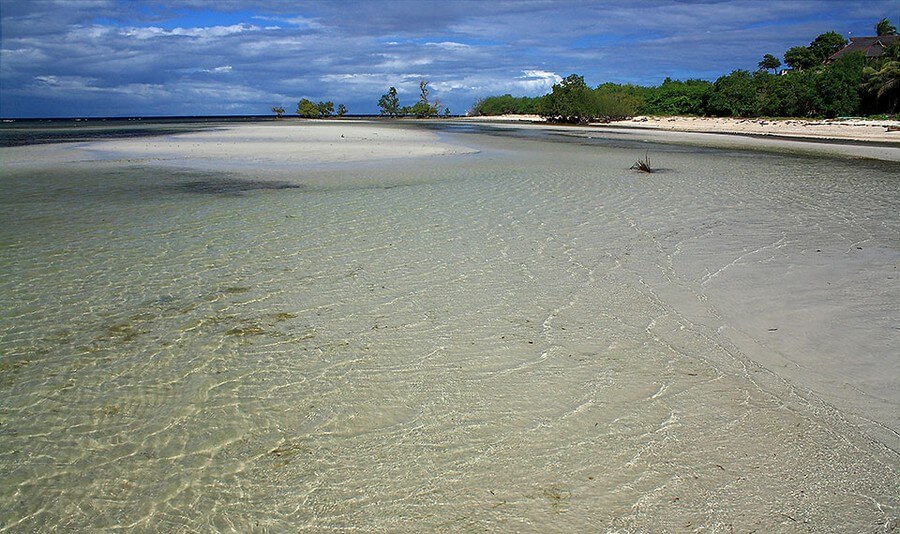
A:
827 35 900 62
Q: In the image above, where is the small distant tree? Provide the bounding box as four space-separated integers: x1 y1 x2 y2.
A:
337 103 348 117
758 54 781 73
378 87 400 117
876 18 897 36
410 80 440 118
272 106 285 119
297 98 319 118
443 107 451 117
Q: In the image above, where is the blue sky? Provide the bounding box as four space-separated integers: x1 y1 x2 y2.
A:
1 0 897 117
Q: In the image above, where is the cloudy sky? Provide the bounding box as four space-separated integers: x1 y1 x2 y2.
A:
1 0 897 117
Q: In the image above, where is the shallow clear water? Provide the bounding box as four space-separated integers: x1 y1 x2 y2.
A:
1 125 898 531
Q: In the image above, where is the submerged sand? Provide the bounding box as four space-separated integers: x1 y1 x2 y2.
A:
1 120 897 530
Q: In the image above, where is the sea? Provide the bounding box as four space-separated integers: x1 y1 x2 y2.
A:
1 118 898 531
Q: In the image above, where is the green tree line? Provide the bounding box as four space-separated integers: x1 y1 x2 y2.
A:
294 99 348 118
471 19 899 121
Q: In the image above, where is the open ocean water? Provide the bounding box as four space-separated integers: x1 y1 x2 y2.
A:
0 120 898 531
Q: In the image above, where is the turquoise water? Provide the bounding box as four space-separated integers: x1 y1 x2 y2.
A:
1 124 898 530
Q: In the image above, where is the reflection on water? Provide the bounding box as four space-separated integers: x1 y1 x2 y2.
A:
0 125 897 531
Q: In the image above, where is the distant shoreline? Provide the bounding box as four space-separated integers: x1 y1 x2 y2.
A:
3 117 898 167
451 114 900 162
454 114 900 144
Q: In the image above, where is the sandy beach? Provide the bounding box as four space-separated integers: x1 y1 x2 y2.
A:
0 120 479 171
5 116 899 172
456 114 900 162
615 115 900 143
1 119 897 530
460 114 900 141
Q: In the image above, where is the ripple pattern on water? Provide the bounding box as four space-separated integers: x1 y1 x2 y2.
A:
1 130 898 531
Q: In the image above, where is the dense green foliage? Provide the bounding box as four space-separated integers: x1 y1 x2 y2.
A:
378 81 443 118
809 31 848 63
640 78 710 115
758 54 782 73
705 70 756 117
410 81 441 118
296 98 340 118
470 94 542 115
537 74 597 123
378 87 400 117
469 19 899 119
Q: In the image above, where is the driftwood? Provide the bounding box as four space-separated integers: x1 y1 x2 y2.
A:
630 152 652 173
886 125 900 132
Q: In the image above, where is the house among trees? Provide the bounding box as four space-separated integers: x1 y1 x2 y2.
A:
826 35 900 63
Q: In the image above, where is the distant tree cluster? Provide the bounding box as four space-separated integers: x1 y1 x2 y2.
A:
470 94 541 115
470 18 899 120
291 99 347 119
378 81 448 118
518 75 640 123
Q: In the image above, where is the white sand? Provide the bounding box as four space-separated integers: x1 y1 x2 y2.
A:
0 120 479 170
456 116 900 162
460 114 900 143
615 115 900 143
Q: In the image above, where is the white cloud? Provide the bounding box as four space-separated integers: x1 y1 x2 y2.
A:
121 23 262 40
430 69 562 97
252 15 322 30
374 54 434 70
203 65 233 73
425 41 471 50
518 70 563 87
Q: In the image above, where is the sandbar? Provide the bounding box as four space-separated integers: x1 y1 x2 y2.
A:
0 120 479 171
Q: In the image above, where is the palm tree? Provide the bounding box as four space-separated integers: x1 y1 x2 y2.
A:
862 61 900 112
272 106 285 119
875 18 897 36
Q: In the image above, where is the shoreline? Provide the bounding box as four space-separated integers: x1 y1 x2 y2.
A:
3 117 899 171
0 120 481 172
456 114 900 143
451 115 900 162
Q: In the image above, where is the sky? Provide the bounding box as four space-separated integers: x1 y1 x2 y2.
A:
1 0 898 117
